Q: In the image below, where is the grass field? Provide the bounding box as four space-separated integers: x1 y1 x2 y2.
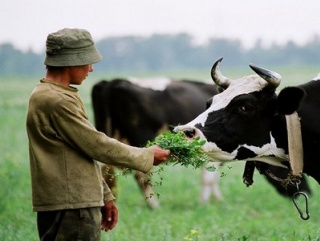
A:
1 66 320 241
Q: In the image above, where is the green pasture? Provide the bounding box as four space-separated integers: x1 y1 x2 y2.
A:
1 66 320 241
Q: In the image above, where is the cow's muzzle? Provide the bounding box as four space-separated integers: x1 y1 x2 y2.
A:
173 126 197 139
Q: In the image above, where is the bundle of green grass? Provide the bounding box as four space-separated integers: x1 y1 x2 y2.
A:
146 131 214 171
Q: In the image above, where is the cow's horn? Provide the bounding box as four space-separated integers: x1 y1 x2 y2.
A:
249 64 281 88
211 57 231 89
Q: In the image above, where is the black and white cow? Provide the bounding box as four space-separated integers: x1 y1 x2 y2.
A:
92 76 311 209
174 58 317 190
91 78 223 208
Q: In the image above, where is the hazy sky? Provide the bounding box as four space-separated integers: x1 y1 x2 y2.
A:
2 0 320 53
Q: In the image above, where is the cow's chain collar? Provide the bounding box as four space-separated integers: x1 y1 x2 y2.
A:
242 112 310 219
262 112 310 220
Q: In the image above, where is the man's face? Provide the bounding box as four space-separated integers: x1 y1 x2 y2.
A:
69 64 93 85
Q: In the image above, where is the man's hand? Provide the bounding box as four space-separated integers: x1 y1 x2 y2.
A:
101 200 118 232
149 145 170 165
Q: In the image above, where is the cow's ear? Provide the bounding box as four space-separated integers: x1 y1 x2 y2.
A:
276 87 305 115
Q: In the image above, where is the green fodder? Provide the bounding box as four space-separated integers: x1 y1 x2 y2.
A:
146 131 212 169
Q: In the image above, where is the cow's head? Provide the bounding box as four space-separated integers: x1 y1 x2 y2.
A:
174 58 305 167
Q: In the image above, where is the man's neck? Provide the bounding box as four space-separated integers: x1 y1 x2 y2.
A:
45 67 71 87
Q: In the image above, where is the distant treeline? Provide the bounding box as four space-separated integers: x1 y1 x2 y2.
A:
0 33 319 76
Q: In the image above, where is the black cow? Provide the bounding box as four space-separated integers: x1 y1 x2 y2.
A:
174 58 315 194
91 78 223 208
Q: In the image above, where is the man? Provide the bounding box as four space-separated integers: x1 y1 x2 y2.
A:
26 28 170 241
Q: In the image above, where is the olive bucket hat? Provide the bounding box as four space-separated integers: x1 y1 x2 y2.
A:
44 28 102 66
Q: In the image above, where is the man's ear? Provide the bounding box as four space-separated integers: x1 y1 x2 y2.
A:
277 87 305 115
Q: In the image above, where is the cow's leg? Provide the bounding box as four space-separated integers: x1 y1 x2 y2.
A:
200 162 223 203
101 164 118 199
134 171 160 209
242 161 255 187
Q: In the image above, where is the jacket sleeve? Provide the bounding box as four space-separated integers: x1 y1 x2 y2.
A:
50 97 154 174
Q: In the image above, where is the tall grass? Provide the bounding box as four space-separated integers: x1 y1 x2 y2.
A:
0 67 320 241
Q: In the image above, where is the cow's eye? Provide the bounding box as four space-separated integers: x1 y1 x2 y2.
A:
240 105 247 111
238 104 254 114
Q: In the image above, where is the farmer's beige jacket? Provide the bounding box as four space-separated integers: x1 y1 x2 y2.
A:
26 79 153 212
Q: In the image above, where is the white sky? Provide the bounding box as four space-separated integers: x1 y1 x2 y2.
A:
1 0 320 53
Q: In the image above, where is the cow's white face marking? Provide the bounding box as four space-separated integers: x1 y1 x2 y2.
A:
128 77 172 91
183 75 268 127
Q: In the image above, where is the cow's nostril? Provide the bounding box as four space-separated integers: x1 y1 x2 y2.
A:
184 128 196 138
